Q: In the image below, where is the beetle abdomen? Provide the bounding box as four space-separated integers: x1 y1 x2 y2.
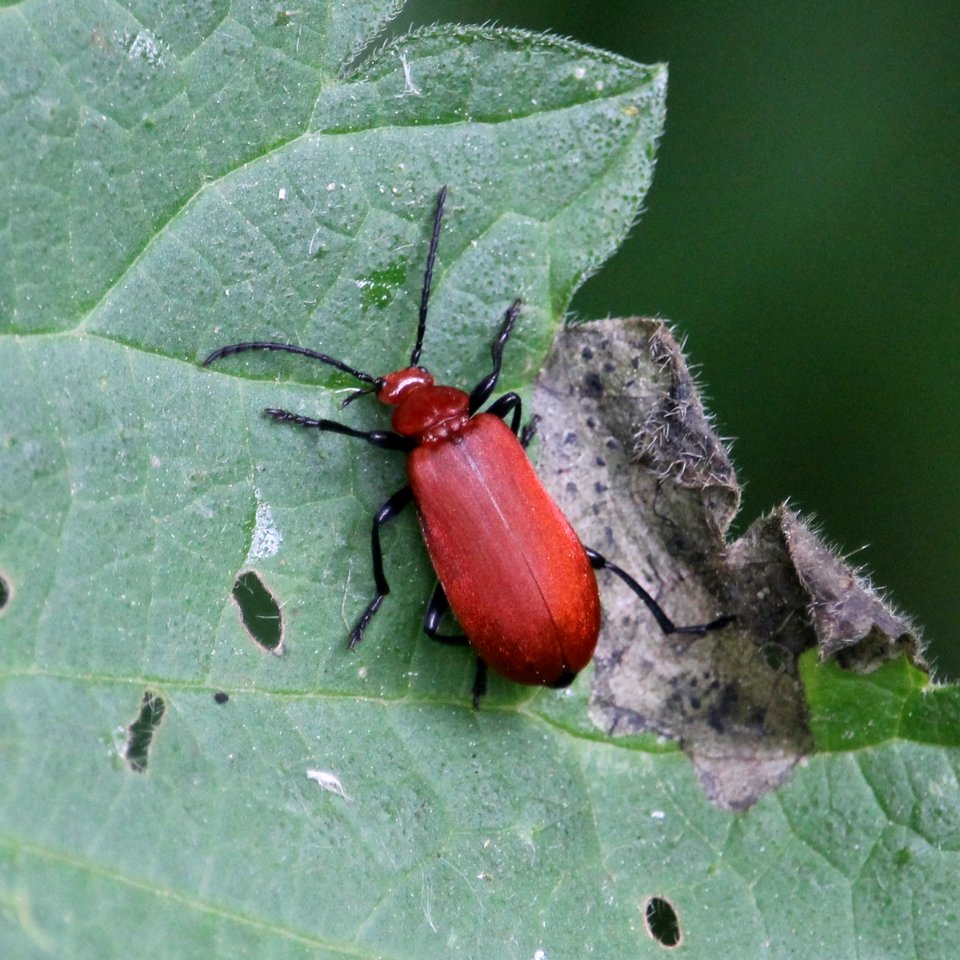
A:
409 414 600 685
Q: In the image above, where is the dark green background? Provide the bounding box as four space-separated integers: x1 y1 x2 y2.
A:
393 1 960 677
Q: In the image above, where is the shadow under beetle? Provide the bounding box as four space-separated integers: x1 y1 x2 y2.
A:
204 187 733 703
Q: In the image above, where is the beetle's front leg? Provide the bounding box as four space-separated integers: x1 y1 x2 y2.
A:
264 408 414 452
467 299 523 414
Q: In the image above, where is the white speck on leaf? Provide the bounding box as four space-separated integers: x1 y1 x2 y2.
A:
119 29 165 67
306 769 351 801
111 725 126 759
246 490 282 561
400 53 421 96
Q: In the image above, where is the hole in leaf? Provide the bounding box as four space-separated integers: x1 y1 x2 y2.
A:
643 895 682 948
123 691 166 773
0 573 9 611
231 569 283 653
213 691 229 704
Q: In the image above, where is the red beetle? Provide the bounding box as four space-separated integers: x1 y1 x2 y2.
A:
204 188 732 701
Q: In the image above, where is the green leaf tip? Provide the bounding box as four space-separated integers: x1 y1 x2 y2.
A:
803 651 960 751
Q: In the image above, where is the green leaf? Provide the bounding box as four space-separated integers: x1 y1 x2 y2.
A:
2 3 958 959
804 651 960 750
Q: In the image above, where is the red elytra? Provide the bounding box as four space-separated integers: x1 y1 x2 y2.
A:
204 187 732 703
407 409 601 686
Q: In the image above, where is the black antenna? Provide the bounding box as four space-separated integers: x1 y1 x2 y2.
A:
202 341 379 387
410 185 447 367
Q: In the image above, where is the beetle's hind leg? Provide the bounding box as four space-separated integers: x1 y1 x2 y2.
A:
423 582 487 706
585 548 735 635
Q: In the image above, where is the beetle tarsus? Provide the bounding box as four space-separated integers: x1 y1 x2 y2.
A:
349 595 384 648
470 659 488 708
467 299 523 414
518 414 540 449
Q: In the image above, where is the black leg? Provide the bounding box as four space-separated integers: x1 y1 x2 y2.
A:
518 414 540 450
467 299 523 414
349 487 414 647
470 659 488 708
264 408 413 452
422 582 487 707
422 581 468 645
484 391 523 437
484 393 539 449
585 547 735 635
